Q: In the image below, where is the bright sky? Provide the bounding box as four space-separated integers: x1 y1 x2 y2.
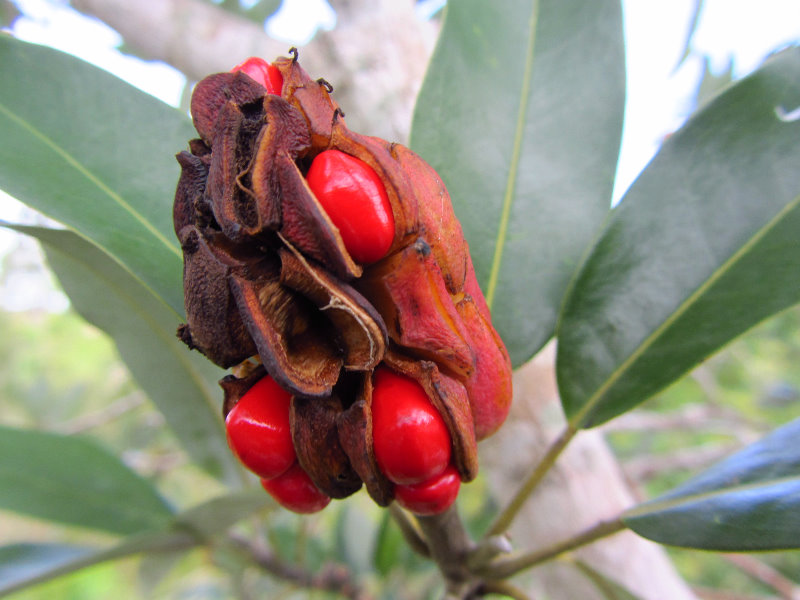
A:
1 0 798 310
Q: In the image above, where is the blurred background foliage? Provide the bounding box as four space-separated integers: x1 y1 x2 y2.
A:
1 0 799 598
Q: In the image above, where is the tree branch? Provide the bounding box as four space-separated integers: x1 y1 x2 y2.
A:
485 424 578 537
226 531 370 599
477 517 627 581
69 0 436 142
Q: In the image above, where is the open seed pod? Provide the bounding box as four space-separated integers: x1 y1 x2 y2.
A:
175 49 513 511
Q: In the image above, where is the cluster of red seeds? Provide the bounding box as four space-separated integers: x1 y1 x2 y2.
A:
224 59 459 515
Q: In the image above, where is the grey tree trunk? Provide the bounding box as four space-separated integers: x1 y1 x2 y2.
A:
480 344 697 599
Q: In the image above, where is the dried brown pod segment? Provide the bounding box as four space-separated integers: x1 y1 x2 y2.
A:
191 71 267 146
383 351 479 482
272 53 341 153
273 153 361 279
278 244 387 371
177 225 257 368
174 150 210 235
337 374 394 506
204 100 270 240
228 255 342 398
358 238 474 379
290 395 363 498
455 294 513 440
390 144 469 294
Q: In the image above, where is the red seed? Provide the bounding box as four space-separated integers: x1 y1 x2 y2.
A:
231 57 284 95
225 375 295 480
394 465 461 515
306 149 395 264
371 367 451 485
261 463 331 514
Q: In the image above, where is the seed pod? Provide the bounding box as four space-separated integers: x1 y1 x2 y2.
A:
175 49 513 513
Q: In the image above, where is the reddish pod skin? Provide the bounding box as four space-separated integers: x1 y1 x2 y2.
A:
261 463 331 513
225 375 295 479
306 149 395 264
231 57 284 95
371 367 452 485
394 464 461 516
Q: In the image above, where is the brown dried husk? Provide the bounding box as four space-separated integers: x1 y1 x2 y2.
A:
175 50 512 506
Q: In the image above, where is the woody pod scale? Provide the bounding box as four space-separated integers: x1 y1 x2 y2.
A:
173 50 513 515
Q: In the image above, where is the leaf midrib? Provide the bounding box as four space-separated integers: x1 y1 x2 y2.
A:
570 192 800 428
485 0 539 310
0 100 181 258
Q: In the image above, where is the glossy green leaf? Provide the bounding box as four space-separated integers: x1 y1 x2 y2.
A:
0 425 173 535
0 531 196 597
6 224 241 486
623 418 800 551
557 47 800 427
0 36 194 315
411 0 625 366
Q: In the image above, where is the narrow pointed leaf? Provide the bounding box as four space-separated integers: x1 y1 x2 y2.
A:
411 0 625 366
557 47 800 427
0 531 197 597
6 224 240 486
0 425 173 535
173 489 273 539
623 418 800 551
0 490 269 596
0 36 193 315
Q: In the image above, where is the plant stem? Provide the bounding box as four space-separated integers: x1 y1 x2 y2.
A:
416 505 477 596
485 424 578 537
227 531 369 599
478 516 626 580
389 504 430 557
478 580 532 600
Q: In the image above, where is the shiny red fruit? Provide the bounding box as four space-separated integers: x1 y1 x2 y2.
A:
231 57 284 95
371 367 452 485
394 464 460 515
261 463 331 514
225 375 295 479
306 149 395 264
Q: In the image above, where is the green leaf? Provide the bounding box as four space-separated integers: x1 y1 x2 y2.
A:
0 531 197 597
373 510 403 576
0 36 194 315
6 224 241 486
174 488 272 539
557 47 800 427
410 0 625 366
623 418 800 551
0 425 173 535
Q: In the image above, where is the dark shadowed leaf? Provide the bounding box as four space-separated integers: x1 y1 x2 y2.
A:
0 425 173 535
5 224 241 486
557 47 800 428
411 0 625 366
624 418 800 551
0 36 193 315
